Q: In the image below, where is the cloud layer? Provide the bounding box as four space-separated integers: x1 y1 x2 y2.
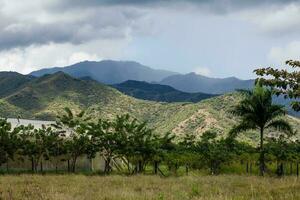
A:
0 0 299 77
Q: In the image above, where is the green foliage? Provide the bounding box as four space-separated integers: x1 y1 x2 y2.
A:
194 131 235 174
0 106 299 176
255 60 300 111
0 118 19 166
230 83 294 176
54 107 90 172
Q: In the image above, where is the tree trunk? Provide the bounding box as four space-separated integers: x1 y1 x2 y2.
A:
40 160 43 173
174 162 178 176
90 158 94 172
154 161 158 174
31 157 35 172
259 127 265 176
246 161 249 174
250 162 252 174
104 157 111 174
186 164 189 175
67 160 70 173
138 160 142 173
55 161 58 174
297 162 299 177
71 157 77 173
290 162 293 175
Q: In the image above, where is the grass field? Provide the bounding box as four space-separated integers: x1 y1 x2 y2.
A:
0 175 299 200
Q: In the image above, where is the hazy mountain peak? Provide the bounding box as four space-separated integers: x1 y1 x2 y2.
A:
30 60 177 84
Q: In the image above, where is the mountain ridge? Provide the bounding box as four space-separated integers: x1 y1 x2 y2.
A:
159 72 255 94
30 60 178 84
112 80 217 103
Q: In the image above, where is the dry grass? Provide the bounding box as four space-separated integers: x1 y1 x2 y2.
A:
0 174 299 200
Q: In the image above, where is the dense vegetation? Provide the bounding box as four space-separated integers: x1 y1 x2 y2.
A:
0 84 299 177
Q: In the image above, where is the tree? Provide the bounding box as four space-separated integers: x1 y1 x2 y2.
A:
54 107 90 172
195 131 233 175
47 128 66 173
0 119 20 171
113 114 157 174
32 125 55 172
255 60 300 111
229 83 294 176
18 124 38 172
87 119 119 174
178 132 198 175
265 135 293 176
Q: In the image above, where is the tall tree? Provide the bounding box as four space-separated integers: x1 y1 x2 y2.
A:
255 60 300 111
229 84 294 176
113 114 157 173
54 107 90 172
87 119 118 173
195 131 233 175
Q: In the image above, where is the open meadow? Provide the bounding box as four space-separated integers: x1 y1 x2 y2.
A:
0 174 299 200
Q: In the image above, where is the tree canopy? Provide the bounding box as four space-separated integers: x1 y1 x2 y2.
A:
255 60 300 111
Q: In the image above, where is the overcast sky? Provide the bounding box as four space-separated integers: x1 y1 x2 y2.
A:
0 0 299 79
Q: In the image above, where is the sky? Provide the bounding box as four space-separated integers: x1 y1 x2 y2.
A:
0 0 299 79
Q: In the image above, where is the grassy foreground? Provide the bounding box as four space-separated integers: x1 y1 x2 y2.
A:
0 175 299 200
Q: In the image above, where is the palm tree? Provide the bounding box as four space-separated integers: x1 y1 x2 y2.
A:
229 83 294 176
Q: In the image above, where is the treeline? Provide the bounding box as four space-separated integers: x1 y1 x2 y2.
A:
0 107 299 176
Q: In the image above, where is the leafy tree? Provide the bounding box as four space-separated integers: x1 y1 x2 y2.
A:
0 119 20 170
17 124 38 172
255 60 300 111
265 135 293 176
230 84 294 176
87 119 119 173
113 114 157 173
178 132 198 175
195 131 233 175
153 132 176 175
54 107 90 172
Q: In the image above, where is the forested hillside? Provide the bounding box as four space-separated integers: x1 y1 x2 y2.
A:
0 72 299 143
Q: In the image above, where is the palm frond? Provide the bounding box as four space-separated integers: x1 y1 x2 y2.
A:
266 119 294 136
229 121 257 138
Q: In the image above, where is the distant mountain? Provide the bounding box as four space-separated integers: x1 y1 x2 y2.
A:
112 80 216 103
0 72 299 142
30 60 177 84
159 72 254 94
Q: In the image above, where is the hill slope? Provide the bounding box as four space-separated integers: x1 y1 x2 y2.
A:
0 72 299 143
112 80 216 103
30 60 177 84
0 72 34 98
159 72 254 94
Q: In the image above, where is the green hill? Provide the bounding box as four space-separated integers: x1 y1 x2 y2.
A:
0 72 34 98
112 80 216 103
0 72 299 143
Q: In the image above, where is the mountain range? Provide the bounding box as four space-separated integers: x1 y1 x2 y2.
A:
159 72 254 94
112 80 216 103
30 60 177 84
30 60 254 94
0 71 299 143
29 60 298 117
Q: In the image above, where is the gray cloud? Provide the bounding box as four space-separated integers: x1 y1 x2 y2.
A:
57 0 299 11
0 0 299 51
0 2 144 50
